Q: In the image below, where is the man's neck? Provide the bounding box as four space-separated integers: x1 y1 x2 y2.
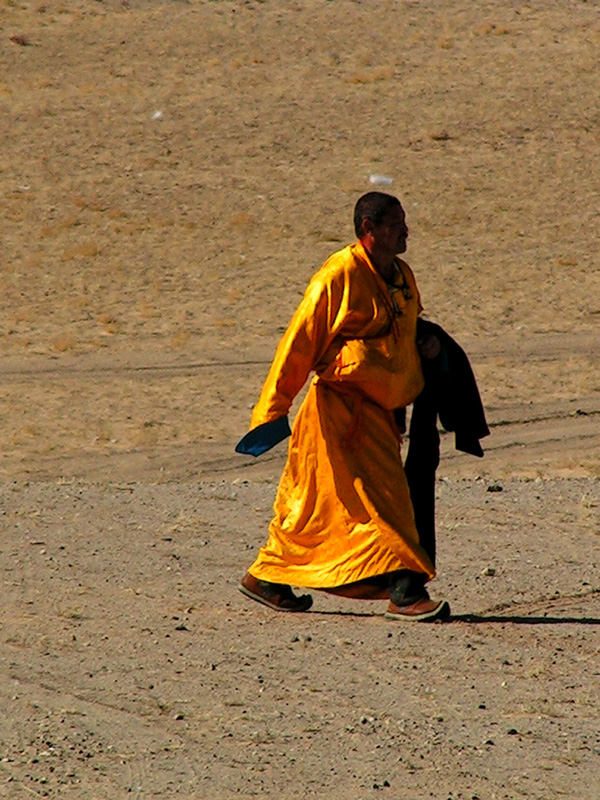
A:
362 241 396 282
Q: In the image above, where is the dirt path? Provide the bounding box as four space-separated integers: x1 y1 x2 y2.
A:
1 478 599 798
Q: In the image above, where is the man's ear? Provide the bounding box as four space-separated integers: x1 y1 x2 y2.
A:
361 217 375 236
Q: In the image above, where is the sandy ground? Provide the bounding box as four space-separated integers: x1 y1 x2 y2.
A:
1 0 599 798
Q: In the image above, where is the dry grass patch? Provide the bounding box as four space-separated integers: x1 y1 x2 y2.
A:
39 215 82 238
475 23 511 36
556 257 577 267
170 332 191 348
12 424 41 445
69 296 91 311
12 309 37 324
61 242 100 260
97 313 117 325
138 302 161 319
226 288 242 303
213 317 236 328
346 66 394 84
106 207 128 220
51 334 77 352
150 215 176 228
229 212 255 230
134 421 164 447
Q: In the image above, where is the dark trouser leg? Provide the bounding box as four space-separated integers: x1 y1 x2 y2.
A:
388 569 429 607
404 381 440 566
320 573 390 599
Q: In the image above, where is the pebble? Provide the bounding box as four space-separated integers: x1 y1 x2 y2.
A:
369 174 393 185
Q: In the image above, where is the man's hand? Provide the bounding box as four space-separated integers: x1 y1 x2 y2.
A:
417 334 441 360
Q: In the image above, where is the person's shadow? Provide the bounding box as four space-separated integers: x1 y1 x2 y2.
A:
308 610 600 624
451 613 600 625
308 589 600 623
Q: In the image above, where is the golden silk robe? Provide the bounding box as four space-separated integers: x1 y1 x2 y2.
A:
247 241 435 587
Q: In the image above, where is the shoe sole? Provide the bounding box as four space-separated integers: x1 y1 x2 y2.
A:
384 599 451 622
238 583 313 612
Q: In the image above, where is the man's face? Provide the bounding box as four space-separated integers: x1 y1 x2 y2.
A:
371 205 409 254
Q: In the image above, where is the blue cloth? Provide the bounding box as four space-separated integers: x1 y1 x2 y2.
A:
235 416 292 457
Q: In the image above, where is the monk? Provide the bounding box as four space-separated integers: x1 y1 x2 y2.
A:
235 192 450 621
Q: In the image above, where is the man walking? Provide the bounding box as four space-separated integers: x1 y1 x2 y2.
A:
236 193 450 621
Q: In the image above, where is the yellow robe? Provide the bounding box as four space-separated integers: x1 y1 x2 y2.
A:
247 241 435 587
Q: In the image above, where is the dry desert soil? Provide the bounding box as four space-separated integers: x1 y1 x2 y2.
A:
1 1 599 798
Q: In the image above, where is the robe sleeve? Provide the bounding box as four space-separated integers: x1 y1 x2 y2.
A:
249 262 349 429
